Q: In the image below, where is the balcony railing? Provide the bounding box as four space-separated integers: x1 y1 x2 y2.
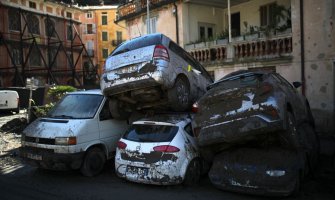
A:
186 33 293 64
116 0 177 22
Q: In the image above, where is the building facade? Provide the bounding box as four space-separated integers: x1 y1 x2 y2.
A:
116 0 334 133
0 0 96 88
80 5 128 77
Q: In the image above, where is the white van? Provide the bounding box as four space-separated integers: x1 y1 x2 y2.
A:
21 89 129 176
0 90 20 113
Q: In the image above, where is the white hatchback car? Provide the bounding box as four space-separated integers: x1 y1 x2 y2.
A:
115 114 201 185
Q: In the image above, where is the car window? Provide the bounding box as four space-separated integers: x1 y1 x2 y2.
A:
273 73 294 89
184 123 194 137
99 100 112 121
47 94 103 119
210 73 264 90
123 124 179 143
111 34 162 56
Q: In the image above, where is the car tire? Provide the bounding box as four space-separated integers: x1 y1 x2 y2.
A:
168 77 190 111
80 147 106 177
109 99 131 120
183 159 201 186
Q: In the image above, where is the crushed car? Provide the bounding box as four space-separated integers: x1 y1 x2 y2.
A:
115 114 201 185
192 70 319 195
21 90 129 176
101 33 213 119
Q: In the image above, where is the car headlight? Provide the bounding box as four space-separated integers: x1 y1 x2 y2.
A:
266 170 286 177
55 137 77 145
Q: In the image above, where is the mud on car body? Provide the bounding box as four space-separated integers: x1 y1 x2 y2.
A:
21 90 129 176
115 114 201 185
192 70 316 155
101 33 213 119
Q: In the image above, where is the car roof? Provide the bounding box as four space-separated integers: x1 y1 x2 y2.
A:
67 89 102 95
133 114 192 126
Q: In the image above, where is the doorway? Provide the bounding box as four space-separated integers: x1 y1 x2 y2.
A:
231 12 240 36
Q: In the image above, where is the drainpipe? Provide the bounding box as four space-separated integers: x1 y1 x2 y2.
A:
173 2 180 45
300 0 306 96
228 0 231 43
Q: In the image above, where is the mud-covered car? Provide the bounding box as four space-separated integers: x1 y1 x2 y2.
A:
101 33 213 119
192 70 317 157
115 114 201 185
209 148 305 196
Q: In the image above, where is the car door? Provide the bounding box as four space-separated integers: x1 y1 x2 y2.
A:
98 99 128 155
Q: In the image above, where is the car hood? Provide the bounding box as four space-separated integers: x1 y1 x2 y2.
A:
23 118 95 138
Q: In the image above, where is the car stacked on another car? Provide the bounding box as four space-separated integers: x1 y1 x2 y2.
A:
115 114 201 185
192 70 319 196
101 33 213 119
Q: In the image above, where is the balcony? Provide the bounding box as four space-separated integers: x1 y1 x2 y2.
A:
185 31 292 64
116 0 177 22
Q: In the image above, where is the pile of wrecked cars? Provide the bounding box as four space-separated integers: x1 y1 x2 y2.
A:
21 33 319 197
192 70 319 196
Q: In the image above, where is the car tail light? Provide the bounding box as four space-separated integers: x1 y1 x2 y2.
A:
260 83 273 96
192 102 199 113
153 45 169 61
117 141 127 149
263 107 279 119
193 127 201 137
153 145 180 152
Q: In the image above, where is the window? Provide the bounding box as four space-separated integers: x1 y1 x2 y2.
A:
101 12 107 25
29 1 36 9
8 9 20 31
102 31 108 41
86 24 95 34
260 3 276 27
184 124 194 137
11 47 22 66
87 12 93 19
146 17 157 34
67 24 73 40
99 100 112 121
116 31 122 42
198 22 215 40
29 46 41 66
86 41 94 56
45 19 56 37
67 52 73 67
66 12 72 19
27 14 40 34
48 48 57 68
102 49 108 59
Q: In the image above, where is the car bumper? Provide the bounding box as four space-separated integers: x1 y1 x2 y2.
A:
209 148 300 196
20 146 84 170
198 115 283 147
115 159 183 185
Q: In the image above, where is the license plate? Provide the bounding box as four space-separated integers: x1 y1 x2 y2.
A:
126 166 148 176
117 65 138 74
0 103 7 107
27 153 42 161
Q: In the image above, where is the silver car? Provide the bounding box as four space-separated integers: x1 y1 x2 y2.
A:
101 33 212 119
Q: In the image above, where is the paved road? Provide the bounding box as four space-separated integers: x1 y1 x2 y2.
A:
0 112 334 200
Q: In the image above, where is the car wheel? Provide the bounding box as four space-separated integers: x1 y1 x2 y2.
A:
168 77 190 111
80 147 106 177
183 159 201 186
291 170 302 197
298 123 320 173
109 99 131 120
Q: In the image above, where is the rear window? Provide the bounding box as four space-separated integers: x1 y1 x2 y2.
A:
123 124 179 143
209 74 264 90
111 34 162 56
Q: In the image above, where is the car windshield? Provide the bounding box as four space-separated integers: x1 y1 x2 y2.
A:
208 73 264 90
123 124 179 143
47 94 103 119
111 34 162 56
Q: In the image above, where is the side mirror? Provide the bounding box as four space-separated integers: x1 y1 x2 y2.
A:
292 81 302 88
